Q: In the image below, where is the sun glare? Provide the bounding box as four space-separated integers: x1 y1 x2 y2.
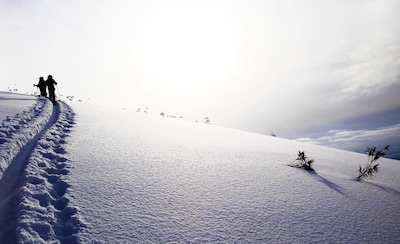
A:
137 3 236 98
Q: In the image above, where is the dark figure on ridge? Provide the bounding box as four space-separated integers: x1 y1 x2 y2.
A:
45 75 58 105
34 77 47 97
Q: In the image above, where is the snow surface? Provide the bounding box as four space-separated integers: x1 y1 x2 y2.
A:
0 91 399 243
0 92 37 122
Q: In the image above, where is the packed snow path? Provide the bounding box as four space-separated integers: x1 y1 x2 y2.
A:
0 97 82 243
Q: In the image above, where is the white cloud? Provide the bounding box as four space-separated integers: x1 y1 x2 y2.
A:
295 124 400 158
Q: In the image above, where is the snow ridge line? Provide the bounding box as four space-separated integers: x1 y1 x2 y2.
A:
16 101 85 243
0 98 52 178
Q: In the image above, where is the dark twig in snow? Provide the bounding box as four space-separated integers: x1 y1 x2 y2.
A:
357 145 390 180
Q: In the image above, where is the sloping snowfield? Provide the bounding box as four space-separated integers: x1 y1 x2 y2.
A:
0 92 399 243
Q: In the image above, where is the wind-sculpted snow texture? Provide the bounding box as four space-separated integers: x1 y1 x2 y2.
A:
0 95 83 243
69 103 400 243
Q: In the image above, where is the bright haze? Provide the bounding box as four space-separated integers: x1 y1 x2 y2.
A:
1 0 400 158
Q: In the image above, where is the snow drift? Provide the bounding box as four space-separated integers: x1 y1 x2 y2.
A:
0 92 399 243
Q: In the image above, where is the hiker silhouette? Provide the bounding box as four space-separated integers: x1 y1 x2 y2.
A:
45 75 58 104
34 77 47 97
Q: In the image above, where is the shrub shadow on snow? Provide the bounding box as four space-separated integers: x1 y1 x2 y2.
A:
306 170 347 196
362 180 400 196
288 164 347 195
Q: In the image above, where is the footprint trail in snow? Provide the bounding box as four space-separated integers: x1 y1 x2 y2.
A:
0 98 51 175
0 98 84 243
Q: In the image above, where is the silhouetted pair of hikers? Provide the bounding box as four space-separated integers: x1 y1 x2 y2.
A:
35 75 58 104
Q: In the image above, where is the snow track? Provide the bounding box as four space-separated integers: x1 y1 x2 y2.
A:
0 98 52 177
0 99 83 243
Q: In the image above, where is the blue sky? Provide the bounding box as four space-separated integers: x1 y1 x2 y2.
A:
1 0 399 158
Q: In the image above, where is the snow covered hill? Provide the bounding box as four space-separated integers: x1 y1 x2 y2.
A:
0 92 399 243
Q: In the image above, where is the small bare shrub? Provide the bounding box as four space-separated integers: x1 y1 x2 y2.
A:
290 151 315 171
357 145 390 180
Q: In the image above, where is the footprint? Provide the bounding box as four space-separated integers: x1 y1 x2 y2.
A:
59 206 77 222
32 192 52 207
54 146 66 154
43 152 56 159
27 175 45 185
38 161 48 167
52 180 69 198
45 168 68 175
32 222 53 240
47 174 60 184
61 217 81 236
59 234 79 243
55 139 67 145
55 161 67 169
54 197 69 210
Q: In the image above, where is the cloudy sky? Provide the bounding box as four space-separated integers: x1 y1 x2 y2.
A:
1 0 400 158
